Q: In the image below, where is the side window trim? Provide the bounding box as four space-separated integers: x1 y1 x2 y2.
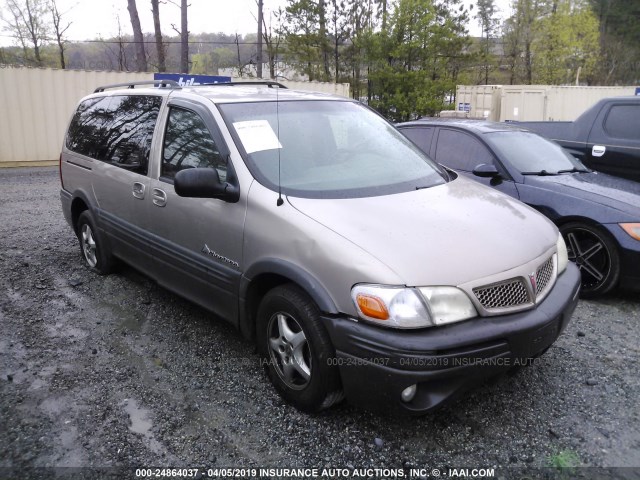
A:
400 126 435 156
602 103 639 141
160 102 237 186
434 127 511 178
165 98 230 159
159 99 233 185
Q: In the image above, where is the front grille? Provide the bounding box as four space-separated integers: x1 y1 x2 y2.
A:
535 256 554 296
473 278 530 310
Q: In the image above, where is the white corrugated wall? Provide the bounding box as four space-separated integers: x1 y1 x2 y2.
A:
0 67 351 166
0 68 152 165
456 84 638 123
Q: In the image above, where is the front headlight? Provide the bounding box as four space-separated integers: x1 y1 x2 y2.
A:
620 223 640 241
351 284 477 329
557 233 568 274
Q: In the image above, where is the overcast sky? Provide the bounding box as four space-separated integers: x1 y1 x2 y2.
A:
1 0 513 46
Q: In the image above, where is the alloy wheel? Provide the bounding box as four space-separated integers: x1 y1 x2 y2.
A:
81 223 98 268
267 312 312 390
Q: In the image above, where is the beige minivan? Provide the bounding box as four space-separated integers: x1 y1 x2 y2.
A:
60 81 581 414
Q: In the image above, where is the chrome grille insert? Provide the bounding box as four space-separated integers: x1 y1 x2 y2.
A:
473 278 530 310
535 256 554 297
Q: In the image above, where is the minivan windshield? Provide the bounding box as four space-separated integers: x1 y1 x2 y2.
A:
219 100 446 198
485 131 589 175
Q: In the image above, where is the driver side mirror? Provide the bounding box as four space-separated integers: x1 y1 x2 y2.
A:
472 163 500 179
174 168 240 203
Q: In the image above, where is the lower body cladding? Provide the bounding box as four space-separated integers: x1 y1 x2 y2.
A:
323 264 581 414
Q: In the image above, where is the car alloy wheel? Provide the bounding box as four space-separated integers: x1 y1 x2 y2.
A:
561 222 620 297
81 223 98 268
267 311 311 390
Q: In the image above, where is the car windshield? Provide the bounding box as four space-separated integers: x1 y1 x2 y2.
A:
218 100 446 198
485 131 588 175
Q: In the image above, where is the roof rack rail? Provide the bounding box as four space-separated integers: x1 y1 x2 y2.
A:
201 81 287 89
94 80 181 93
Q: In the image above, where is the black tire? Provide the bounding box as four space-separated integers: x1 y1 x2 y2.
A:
256 284 343 413
560 222 620 298
76 210 116 275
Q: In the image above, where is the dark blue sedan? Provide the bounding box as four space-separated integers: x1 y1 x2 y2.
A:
397 119 640 298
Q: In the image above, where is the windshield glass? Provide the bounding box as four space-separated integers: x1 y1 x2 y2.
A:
218 100 446 198
485 131 588 174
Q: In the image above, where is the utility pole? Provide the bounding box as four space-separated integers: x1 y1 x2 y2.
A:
257 0 263 78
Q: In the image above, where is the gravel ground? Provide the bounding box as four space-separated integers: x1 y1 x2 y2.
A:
1 167 639 479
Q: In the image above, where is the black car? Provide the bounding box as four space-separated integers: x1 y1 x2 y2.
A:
397 119 640 297
514 96 640 182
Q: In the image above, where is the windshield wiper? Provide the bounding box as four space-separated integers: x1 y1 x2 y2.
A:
521 170 559 176
557 167 591 174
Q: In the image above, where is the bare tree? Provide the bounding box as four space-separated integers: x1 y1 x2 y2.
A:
151 0 165 71
49 0 70 69
179 0 188 73
102 14 129 71
2 0 49 66
262 8 283 79
127 0 147 71
115 14 128 71
170 0 189 73
257 0 263 78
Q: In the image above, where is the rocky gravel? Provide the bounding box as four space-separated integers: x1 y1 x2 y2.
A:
1 167 639 479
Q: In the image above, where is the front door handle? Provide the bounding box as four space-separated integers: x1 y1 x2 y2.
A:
152 188 167 207
132 182 145 199
592 145 606 157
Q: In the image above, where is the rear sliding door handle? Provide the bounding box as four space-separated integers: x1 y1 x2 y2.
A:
152 188 167 207
592 145 606 157
132 182 145 199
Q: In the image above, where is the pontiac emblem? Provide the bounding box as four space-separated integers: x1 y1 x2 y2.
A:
529 272 537 293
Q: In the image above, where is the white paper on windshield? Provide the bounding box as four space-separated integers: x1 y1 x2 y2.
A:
233 120 282 154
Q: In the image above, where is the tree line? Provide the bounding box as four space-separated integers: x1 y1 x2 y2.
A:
1 0 638 121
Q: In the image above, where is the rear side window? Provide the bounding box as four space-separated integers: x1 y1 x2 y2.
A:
66 95 162 174
604 105 640 140
66 97 113 159
102 96 162 172
434 129 494 171
401 127 434 154
161 107 227 182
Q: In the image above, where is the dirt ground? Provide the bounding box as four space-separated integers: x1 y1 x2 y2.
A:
1 167 639 479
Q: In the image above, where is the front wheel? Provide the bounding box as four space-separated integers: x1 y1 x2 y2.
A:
560 222 620 298
257 284 343 412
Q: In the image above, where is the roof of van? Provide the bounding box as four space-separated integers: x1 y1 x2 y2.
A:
90 84 349 104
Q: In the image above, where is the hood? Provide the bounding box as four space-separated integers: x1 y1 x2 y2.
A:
287 177 558 287
525 171 640 217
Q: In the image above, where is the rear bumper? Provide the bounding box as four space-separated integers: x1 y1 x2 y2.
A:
322 263 581 414
60 189 73 230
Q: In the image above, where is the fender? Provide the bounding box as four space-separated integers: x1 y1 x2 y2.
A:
68 188 97 230
239 259 340 339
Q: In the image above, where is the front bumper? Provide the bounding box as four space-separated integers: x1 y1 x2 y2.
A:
322 263 581 414
604 224 640 292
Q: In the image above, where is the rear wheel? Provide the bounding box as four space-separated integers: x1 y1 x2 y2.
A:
560 222 620 298
77 210 116 275
257 284 342 412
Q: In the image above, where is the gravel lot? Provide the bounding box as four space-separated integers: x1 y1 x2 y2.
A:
1 167 639 478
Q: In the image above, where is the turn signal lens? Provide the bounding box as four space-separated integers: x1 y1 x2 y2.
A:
620 223 640 241
351 285 432 328
356 294 389 320
557 234 568 274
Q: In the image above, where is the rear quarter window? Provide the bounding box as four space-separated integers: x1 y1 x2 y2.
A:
66 97 113 159
66 95 163 174
603 105 640 140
